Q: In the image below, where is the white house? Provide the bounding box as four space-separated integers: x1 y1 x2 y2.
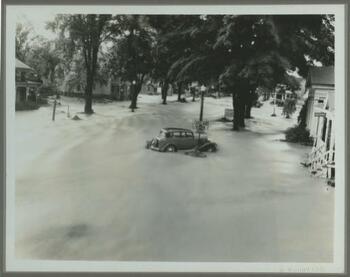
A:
15 58 42 103
304 66 335 180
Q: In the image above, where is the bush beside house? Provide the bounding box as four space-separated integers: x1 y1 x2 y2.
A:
285 99 313 145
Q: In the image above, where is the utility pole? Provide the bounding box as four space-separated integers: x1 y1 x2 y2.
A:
199 85 206 121
131 80 136 112
52 99 57 121
197 85 207 149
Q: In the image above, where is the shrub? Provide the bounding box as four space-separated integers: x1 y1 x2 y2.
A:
15 101 40 111
38 85 57 96
285 125 313 146
282 98 297 118
298 98 309 128
37 97 49 105
254 100 263 108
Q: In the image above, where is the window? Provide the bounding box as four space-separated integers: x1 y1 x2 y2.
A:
321 118 327 142
173 131 181 137
316 96 327 108
165 132 171 138
159 130 169 138
326 120 332 150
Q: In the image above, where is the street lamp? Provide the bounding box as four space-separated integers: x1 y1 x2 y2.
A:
211 85 217 98
131 80 136 112
199 85 206 121
271 90 277 117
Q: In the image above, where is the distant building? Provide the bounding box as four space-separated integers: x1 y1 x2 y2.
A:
60 76 173 100
304 66 335 179
15 59 42 103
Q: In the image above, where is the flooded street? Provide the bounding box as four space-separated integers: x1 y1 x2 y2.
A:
14 95 334 262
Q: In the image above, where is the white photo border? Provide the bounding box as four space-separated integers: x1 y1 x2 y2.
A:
4 3 347 274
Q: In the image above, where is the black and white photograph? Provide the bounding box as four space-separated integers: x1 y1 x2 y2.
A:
3 3 346 274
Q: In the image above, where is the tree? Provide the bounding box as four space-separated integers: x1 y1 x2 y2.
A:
48 14 112 114
166 15 226 97
163 14 334 130
214 16 294 129
160 15 290 128
16 23 33 61
16 25 63 89
148 15 181 104
26 38 61 86
298 98 309 128
282 98 297 118
107 15 154 111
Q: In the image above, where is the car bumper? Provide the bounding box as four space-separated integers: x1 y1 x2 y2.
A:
150 145 161 151
146 139 162 151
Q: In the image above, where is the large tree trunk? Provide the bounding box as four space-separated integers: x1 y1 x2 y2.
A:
244 89 255 119
130 93 137 111
232 84 247 130
238 98 245 128
129 83 142 111
83 42 99 114
162 81 169 104
232 93 240 131
177 82 183 102
83 49 94 114
245 103 252 119
84 75 94 114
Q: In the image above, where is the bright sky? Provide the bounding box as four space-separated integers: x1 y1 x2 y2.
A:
16 11 58 40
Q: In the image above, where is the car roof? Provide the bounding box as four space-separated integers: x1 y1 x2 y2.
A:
162 127 193 132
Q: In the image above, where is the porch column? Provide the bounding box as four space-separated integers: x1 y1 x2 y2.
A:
25 86 30 101
314 116 320 147
15 85 19 103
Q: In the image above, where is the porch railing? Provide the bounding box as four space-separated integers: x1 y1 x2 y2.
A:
308 142 335 178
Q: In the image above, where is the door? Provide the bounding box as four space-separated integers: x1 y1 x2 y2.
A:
182 131 196 149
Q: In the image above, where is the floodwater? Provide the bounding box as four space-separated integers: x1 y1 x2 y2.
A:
14 95 334 262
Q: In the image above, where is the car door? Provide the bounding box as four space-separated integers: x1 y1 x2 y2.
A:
172 131 183 149
183 131 196 149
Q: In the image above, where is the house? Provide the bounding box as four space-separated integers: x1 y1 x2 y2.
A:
271 84 297 106
61 76 174 101
15 58 42 103
271 84 287 106
304 66 335 180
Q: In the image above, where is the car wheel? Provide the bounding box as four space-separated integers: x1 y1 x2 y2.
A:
165 144 177 152
207 144 217 152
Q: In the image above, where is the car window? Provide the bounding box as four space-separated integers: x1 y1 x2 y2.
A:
165 132 172 138
185 132 193 137
173 131 181 137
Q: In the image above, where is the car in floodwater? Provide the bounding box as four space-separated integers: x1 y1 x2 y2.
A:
146 127 217 153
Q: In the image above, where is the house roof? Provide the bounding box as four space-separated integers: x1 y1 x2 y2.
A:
162 127 192 132
15 58 33 71
306 66 334 87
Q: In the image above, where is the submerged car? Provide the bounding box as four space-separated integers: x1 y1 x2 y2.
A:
146 127 217 153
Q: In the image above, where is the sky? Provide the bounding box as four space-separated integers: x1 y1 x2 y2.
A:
16 12 57 40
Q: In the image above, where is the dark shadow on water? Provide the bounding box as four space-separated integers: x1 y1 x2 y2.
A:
212 122 280 137
66 223 89 239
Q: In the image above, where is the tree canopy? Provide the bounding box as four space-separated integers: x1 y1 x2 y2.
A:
17 14 334 124
106 15 154 110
